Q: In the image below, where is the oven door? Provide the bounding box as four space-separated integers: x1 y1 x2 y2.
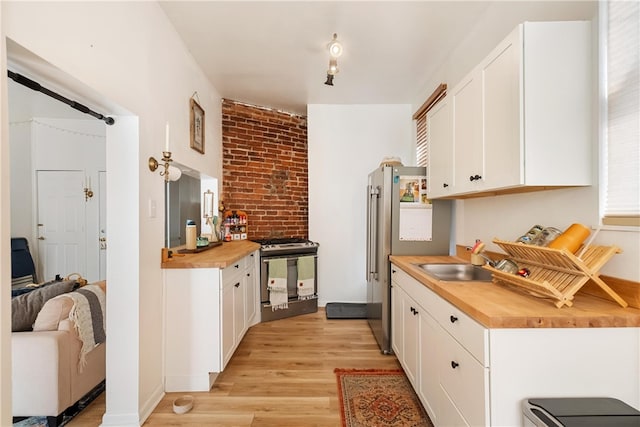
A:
260 253 318 321
261 255 314 302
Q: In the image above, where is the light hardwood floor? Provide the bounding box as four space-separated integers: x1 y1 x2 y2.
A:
68 308 401 426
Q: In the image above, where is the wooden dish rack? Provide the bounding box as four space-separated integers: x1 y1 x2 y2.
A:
485 239 626 308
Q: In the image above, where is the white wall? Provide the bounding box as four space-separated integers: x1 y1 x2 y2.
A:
308 104 413 305
1 2 223 426
9 117 106 282
0 4 12 420
414 1 639 282
8 121 31 243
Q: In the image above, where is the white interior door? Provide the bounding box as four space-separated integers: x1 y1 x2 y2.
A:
99 170 107 280
37 170 86 281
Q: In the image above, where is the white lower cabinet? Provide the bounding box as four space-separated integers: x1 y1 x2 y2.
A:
390 263 640 427
437 325 489 426
221 257 249 368
391 283 419 388
417 300 440 422
165 250 259 392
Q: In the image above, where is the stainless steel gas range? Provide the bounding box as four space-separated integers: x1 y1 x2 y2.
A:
253 238 319 322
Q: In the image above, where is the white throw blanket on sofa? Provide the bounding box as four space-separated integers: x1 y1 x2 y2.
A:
59 284 106 370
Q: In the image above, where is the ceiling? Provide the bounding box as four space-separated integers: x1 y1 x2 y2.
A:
7 1 596 120
159 1 494 115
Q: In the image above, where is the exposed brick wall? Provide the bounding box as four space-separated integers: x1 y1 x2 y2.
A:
222 99 308 240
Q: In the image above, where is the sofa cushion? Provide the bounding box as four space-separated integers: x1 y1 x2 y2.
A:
11 280 77 332
33 296 75 332
33 280 107 332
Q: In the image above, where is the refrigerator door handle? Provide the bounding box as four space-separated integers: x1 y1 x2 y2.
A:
368 186 380 281
366 184 372 281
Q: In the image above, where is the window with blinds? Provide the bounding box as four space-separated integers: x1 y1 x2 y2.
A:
416 113 428 167
603 0 639 226
413 84 447 168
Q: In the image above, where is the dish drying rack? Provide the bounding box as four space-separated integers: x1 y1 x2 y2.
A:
485 239 626 308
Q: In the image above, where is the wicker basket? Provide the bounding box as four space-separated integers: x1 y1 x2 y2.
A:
486 239 626 308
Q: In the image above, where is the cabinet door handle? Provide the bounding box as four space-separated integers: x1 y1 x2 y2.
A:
469 174 482 181
246 273 251 277
413 308 418 316
234 282 240 288
450 315 458 323
234 264 240 269
392 269 396 274
451 361 459 369
443 183 449 188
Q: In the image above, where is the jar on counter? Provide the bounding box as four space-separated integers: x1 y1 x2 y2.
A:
517 224 544 244
549 223 590 253
530 227 562 247
495 258 519 274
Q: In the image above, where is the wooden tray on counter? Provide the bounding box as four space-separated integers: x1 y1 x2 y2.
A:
177 241 222 254
486 239 626 308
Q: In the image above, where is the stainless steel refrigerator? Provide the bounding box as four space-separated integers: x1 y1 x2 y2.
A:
366 165 452 353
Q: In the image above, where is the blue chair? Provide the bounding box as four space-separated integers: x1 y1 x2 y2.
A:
11 237 37 287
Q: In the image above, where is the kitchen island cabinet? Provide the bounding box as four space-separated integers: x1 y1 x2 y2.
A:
429 21 592 199
390 256 640 426
163 241 259 392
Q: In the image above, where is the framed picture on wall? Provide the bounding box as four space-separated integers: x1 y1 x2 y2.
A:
190 99 205 154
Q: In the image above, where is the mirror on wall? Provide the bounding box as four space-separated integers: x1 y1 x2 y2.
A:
164 164 218 248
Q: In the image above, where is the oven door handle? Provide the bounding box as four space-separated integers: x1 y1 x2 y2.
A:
261 254 318 263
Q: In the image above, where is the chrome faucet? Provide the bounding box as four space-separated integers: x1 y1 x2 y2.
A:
476 253 496 267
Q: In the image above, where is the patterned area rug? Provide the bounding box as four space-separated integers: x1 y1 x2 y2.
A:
335 369 433 427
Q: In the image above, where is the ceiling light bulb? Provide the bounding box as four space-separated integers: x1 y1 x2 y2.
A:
328 33 343 58
328 58 339 75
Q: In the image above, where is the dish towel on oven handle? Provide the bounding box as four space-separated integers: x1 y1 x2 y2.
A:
297 256 315 301
267 258 288 311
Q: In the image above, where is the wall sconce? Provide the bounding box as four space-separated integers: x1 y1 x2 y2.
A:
324 33 343 86
148 151 182 182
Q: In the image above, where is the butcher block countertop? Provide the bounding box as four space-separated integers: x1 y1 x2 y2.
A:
161 240 260 269
390 255 640 329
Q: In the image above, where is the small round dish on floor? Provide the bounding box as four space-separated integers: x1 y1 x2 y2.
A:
172 395 194 414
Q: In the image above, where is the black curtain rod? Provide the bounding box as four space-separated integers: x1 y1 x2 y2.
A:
7 70 115 126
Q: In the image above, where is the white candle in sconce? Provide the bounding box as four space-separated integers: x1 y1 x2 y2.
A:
165 122 170 152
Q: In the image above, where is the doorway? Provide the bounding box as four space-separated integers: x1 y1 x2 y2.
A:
5 41 120 424
36 170 87 281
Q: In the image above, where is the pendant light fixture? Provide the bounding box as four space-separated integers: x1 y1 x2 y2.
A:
324 33 343 86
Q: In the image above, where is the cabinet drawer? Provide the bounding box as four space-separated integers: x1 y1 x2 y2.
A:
222 258 246 287
391 265 439 313
439 385 470 427
439 328 489 426
432 294 488 366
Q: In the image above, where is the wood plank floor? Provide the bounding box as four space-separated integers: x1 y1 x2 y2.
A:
68 308 401 426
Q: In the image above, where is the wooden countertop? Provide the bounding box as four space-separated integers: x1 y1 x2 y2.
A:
161 240 260 269
390 255 640 329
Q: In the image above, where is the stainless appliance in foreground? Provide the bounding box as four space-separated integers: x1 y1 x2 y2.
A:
254 238 319 322
366 165 452 353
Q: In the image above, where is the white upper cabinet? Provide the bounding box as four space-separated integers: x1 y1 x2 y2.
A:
428 21 592 199
426 96 453 198
452 72 484 194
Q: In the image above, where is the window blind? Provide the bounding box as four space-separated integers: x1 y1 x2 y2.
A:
604 0 640 225
416 113 428 167
414 84 447 168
